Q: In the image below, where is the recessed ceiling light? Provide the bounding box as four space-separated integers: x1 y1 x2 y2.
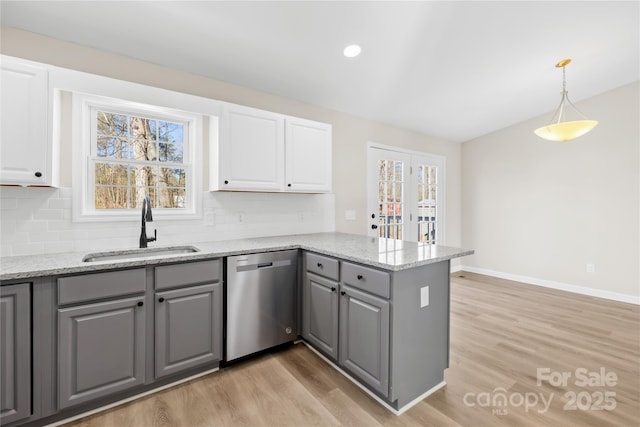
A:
343 44 362 58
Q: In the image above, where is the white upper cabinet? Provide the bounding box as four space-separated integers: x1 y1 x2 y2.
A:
285 117 332 193
211 103 332 193
216 103 284 191
1 56 56 186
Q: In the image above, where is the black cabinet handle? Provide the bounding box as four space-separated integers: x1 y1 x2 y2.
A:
371 224 378 230
317 263 323 268
340 291 346 296
287 183 292 187
357 274 364 280
224 180 229 184
158 297 165 303
34 171 42 177
331 287 336 292
137 301 144 307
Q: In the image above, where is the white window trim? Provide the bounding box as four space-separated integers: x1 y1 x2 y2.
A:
72 92 204 222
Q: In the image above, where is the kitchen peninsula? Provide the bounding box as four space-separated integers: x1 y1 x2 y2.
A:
0 232 472 425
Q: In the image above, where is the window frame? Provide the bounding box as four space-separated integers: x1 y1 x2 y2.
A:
73 92 203 222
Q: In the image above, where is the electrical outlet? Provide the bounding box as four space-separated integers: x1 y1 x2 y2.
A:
238 213 244 223
420 286 430 308
586 263 595 273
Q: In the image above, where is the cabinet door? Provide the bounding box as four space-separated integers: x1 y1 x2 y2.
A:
220 104 284 191
285 117 332 192
155 283 222 378
303 272 339 360
0 56 50 186
0 283 31 424
58 296 145 410
339 285 390 397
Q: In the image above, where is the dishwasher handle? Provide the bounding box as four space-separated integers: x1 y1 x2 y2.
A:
235 259 292 272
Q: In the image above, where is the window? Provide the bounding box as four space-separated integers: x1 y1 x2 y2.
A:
73 93 203 221
92 109 187 209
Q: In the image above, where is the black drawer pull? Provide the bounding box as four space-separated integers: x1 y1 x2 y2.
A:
35 171 42 177
317 262 323 268
340 291 346 296
331 287 336 292
357 274 364 280
137 301 144 307
158 297 165 303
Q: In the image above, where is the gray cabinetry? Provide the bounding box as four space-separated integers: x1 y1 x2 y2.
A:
57 268 146 410
302 252 451 411
303 253 391 397
339 284 390 397
57 295 146 410
155 282 222 378
0 283 31 425
304 272 339 360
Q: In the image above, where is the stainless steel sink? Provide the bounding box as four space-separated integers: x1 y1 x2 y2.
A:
83 246 199 262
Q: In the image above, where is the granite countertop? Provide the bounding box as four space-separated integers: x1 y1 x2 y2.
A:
0 232 474 281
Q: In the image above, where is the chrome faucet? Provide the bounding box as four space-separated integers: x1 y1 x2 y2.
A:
139 195 157 248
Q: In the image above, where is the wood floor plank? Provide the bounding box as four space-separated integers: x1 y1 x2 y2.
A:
64 271 640 426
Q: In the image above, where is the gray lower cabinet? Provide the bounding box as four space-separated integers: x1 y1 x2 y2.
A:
303 253 391 398
339 284 390 397
304 272 339 360
303 252 451 410
155 282 222 378
57 295 146 410
0 283 31 425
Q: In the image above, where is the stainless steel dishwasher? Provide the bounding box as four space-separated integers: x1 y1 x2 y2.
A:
226 250 298 361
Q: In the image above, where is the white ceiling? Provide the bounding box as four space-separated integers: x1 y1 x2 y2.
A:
2 1 638 142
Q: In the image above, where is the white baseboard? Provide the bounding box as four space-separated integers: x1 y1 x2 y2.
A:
450 264 463 273
460 266 640 305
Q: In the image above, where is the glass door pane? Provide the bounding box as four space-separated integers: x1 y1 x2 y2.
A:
416 162 439 244
368 149 411 240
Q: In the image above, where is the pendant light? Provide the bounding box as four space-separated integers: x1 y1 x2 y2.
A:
534 59 598 142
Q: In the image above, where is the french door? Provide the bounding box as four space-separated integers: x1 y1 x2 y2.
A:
367 146 445 244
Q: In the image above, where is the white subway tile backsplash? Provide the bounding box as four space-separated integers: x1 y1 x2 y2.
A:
0 187 335 256
12 242 45 256
44 241 75 254
48 197 72 209
28 230 61 242
33 209 64 220
0 198 17 210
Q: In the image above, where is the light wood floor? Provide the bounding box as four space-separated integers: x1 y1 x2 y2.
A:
66 272 640 427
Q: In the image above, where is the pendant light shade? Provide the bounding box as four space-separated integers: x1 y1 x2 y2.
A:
534 59 598 142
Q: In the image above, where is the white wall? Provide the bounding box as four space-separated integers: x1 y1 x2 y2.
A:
462 82 640 302
0 27 462 256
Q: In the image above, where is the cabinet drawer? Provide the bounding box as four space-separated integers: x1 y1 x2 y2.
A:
305 252 339 281
155 259 221 290
341 262 390 299
57 268 146 305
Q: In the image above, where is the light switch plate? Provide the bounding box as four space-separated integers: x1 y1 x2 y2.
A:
420 286 429 308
